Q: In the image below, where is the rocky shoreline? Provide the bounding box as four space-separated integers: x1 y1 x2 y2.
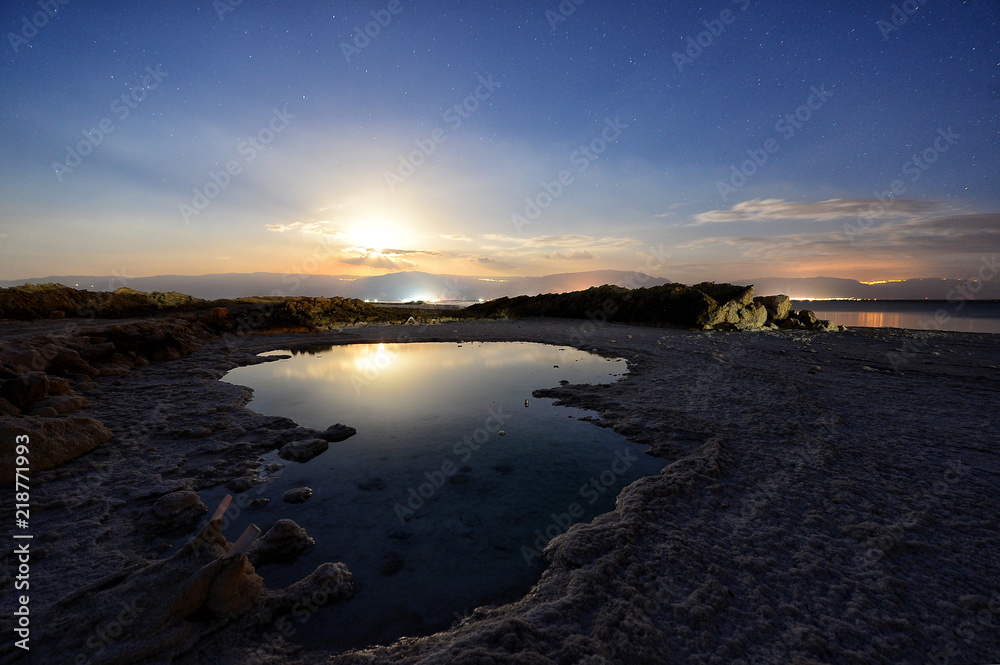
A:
1 313 998 664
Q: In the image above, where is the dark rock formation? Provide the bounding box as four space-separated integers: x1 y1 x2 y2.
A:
320 423 358 442
278 438 329 462
464 282 838 332
0 415 113 482
282 487 314 504
248 519 316 566
34 513 350 665
153 490 209 530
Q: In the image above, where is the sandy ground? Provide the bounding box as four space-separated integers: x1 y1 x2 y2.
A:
2 318 999 664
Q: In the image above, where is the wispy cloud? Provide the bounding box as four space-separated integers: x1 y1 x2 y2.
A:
693 198 943 224
686 213 1000 273
265 220 347 236
544 250 596 261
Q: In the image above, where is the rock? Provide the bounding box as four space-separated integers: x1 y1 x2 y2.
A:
248 498 270 509
210 307 229 318
47 347 100 377
31 407 59 418
29 394 87 415
226 475 259 493
734 303 768 331
46 376 75 395
204 555 263 615
248 519 315 566
0 397 19 415
692 282 756 308
276 426 319 443
270 561 354 605
33 518 270 664
278 438 329 462
49 310 66 319
798 310 819 326
0 371 50 408
0 347 46 373
320 423 358 442
282 487 313 504
0 415 113 483
754 294 792 321
153 490 208 529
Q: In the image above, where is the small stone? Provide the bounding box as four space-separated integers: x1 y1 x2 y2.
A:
247 519 315 566
248 498 270 509
152 490 207 528
282 487 313 504
320 423 357 443
278 438 329 462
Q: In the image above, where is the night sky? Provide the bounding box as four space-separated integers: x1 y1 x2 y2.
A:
1 0 998 284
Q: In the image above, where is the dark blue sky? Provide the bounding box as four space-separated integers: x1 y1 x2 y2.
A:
1 0 998 283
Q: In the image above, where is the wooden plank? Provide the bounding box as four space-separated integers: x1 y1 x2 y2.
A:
211 494 233 523
223 524 261 561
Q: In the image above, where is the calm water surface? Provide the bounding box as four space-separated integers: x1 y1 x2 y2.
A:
793 300 1000 334
213 342 664 652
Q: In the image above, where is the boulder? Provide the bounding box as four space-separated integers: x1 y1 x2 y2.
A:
798 310 819 326
282 487 314 504
269 561 354 606
153 490 208 529
754 294 792 321
320 423 358 442
46 376 76 395
692 282 756 308
46 346 100 377
278 438 329 462
0 371 50 408
0 415 113 483
0 397 19 416
28 394 87 415
248 519 315 566
734 303 768 330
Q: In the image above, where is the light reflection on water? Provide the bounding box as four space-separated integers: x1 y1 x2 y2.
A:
216 342 664 652
793 301 1000 334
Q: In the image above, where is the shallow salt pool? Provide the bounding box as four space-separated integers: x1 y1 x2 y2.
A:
211 341 664 651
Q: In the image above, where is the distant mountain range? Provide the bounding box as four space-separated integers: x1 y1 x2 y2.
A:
2 271 996 301
732 276 1000 301
0 270 671 302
